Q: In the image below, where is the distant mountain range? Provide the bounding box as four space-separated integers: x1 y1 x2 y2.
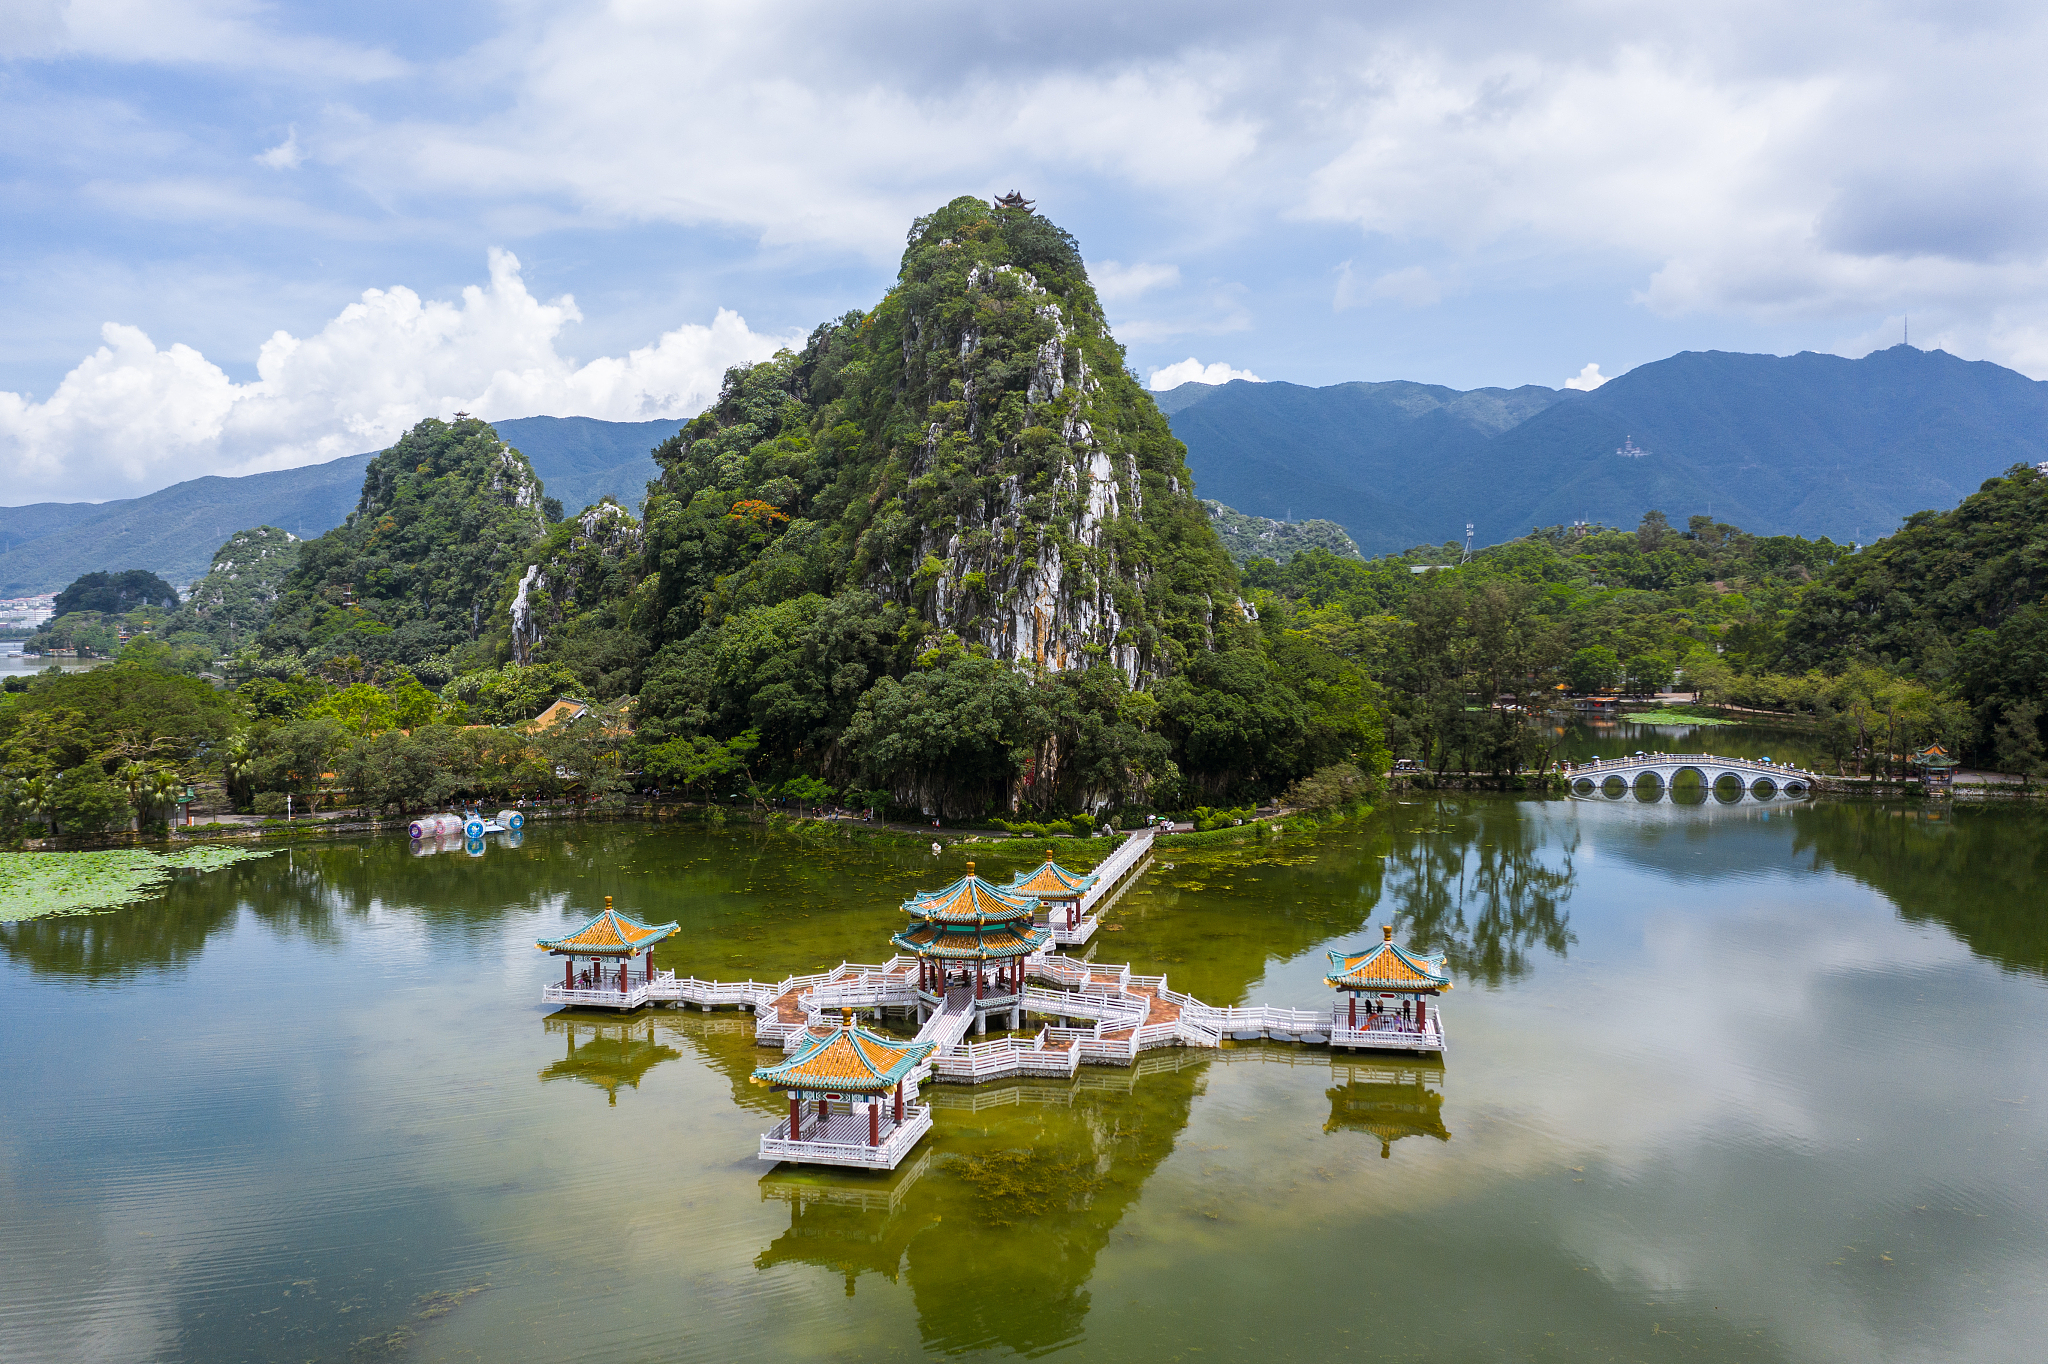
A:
1160 346 2048 555
0 415 682 595
9 344 2045 593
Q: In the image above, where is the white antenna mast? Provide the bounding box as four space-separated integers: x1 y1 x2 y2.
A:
1461 523 1474 563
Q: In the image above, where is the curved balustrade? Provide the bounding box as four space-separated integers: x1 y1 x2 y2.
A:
1564 752 1817 800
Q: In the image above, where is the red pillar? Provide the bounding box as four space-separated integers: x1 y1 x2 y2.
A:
1417 998 1428 1032
817 1096 828 1122
869 1102 880 1147
1349 994 1357 1028
975 965 984 999
564 960 573 990
618 961 627 993
646 952 654 984
894 1080 904 1123
789 1092 801 1139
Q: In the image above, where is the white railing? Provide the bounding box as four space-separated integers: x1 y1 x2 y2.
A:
930 1033 1083 1083
1327 1009 1447 1054
758 1106 934 1169
1565 753 1818 783
542 980 655 1009
1072 827 1156 918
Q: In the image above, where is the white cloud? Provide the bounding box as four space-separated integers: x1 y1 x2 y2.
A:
1333 260 1442 310
1089 260 1180 302
1564 362 1609 390
255 127 302 170
0 250 793 504
1148 357 1262 390
1 0 405 79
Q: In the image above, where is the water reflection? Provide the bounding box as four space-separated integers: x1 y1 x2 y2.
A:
1324 1060 1449 1157
1383 800 1577 985
1793 803 2048 977
538 1017 681 1105
757 1151 942 1294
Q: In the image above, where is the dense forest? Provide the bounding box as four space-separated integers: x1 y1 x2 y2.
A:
4 198 2044 841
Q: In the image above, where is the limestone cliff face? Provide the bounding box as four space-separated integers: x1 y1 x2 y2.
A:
897 258 1148 678
863 196 1245 682
509 499 642 665
640 195 1246 685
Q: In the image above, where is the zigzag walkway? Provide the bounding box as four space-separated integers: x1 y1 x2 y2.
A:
568 828 1447 1084
644 949 1442 1087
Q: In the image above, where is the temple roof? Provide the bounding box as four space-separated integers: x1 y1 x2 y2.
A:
1911 744 1959 769
891 919 1050 960
903 863 1040 924
1003 850 1097 900
752 1022 934 1094
536 906 679 956
1325 927 1451 992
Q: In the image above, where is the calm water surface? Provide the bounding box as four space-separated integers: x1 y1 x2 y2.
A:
4 799 2047 1363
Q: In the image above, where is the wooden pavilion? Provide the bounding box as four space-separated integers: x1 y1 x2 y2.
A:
535 896 679 1010
752 1012 937 1169
1002 848 1098 930
891 863 1050 1034
1325 925 1451 1055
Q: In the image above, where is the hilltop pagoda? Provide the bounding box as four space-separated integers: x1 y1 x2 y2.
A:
1003 848 1097 930
1325 925 1451 1055
752 1012 937 1169
536 897 678 1009
892 862 1050 1033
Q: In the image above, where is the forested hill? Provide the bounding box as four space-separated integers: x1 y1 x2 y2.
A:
511 193 1376 815
1166 346 2048 555
0 414 681 596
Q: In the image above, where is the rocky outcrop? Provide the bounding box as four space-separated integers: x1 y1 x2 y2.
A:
509 499 642 665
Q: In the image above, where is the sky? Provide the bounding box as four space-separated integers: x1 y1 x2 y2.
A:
4 0 2046 504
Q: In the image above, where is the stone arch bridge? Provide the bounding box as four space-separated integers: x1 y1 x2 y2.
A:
1565 753 1818 798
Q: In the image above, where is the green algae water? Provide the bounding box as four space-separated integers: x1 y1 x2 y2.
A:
4 799 2048 1363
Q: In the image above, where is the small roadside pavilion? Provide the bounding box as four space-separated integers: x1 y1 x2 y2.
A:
536 897 679 1006
752 1015 937 1169
1325 925 1451 1054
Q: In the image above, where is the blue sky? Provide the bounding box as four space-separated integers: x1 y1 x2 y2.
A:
5 0 2045 503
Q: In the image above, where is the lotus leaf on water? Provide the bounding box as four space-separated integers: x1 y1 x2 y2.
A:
0 846 281 922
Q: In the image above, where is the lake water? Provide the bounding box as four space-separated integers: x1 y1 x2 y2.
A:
4 796 2047 1363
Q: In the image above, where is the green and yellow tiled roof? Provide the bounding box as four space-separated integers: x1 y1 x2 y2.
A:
751 1022 934 1094
1002 850 1097 901
1325 927 1451 992
536 907 679 956
891 918 1050 960
902 863 1040 925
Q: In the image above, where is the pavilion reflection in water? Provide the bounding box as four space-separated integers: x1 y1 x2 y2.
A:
1323 1060 1450 1158
539 1016 682 1105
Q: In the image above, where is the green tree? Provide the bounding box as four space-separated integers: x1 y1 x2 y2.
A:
309 683 399 737
1567 645 1620 693
1623 653 1672 695
46 766 130 835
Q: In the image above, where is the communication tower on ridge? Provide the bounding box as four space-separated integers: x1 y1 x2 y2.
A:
1461 523 1474 563
1617 435 1649 457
